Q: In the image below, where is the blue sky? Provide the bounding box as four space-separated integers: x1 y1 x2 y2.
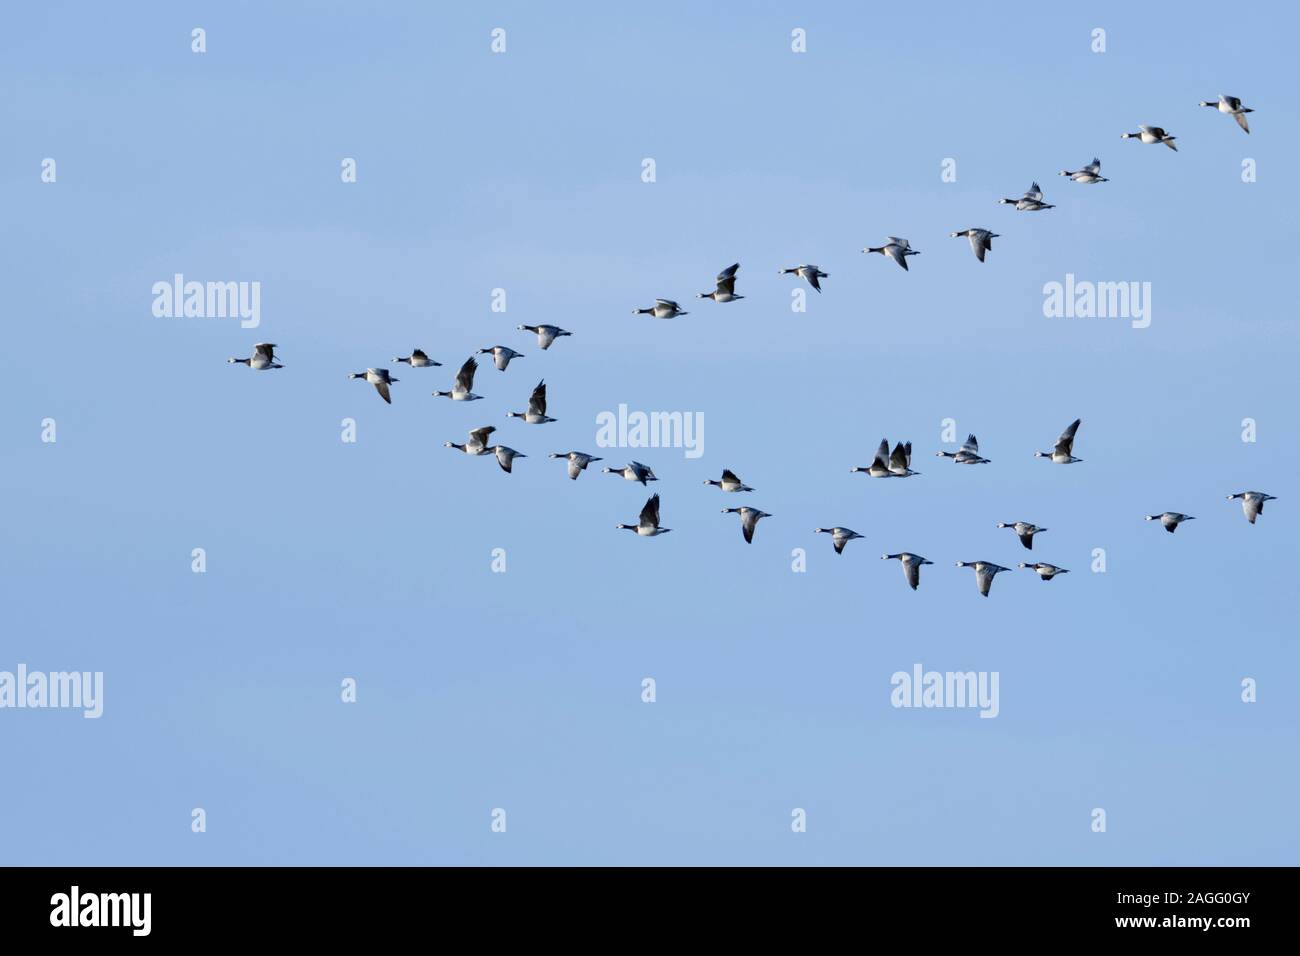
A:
2 1 1296 865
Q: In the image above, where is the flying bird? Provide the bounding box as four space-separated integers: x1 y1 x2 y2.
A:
1059 158 1108 183
618 493 671 536
950 228 998 263
603 461 658 485
955 561 1012 597
999 182 1054 211
851 439 896 477
348 367 397 403
489 445 526 473
228 342 282 370
697 263 743 303
863 238 920 270
778 264 828 292
550 451 603 480
633 299 689 319
722 506 771 544
1019 562 1069 581
997 521 1047 550
882 552 933 590
936 434 990 465
1122 126 1177 150
444 425 497 456
1035 419 1082 463
703 469 753 492
477 346 523 371
517 324 571 349
1199 95 1253 134
1226 491 1276 525
393 348 440 367
433 357 483 401
815 527 863 554
507 380 555 424
1145 512 1194 533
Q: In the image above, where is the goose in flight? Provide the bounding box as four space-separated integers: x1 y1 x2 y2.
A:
507 380 555 424
1019 562 1068 581
618 493 671 536
863 238 920 270
489 445 526 473
1145 512 1195 533
704 469 753 492
1035 418 1082 463
228 342 282 370
444 425 497 456
477 345 524 371
433 357 483 401
889 441 920 477
815 527 863 554
997 521 1047 550
348 367 397 403
1122 126 1177 150
603 461 658 485
950 228 998 263
955 561 1012 597
999 182 1054 211
1199 95 1253 134
851 439 896 477
633 299 689 319
1059 158 1108 184
517 324 572 349
697 263 743 303
550 451 603 480
722 506 771 544
393 348 440 367
778 264 828 293
1226 491 1276 525
882 552 933 590
936 434 990 465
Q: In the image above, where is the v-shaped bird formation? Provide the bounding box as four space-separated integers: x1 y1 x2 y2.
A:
226 92 1273 594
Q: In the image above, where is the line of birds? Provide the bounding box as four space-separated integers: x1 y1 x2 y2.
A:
224 95 1271 592
628 100 1256 298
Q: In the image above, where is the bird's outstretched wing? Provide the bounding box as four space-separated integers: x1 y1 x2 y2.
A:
640 494 661 528
1055 418 1081 456
456 357 478 391
528 381 547 417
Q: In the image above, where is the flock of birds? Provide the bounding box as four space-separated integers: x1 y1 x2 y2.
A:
225 93 1274 597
